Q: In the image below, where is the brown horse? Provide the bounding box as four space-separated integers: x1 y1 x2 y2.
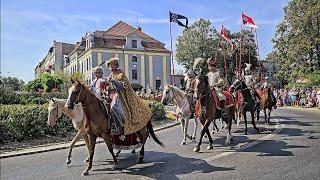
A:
257 87 273 124
230 79 259 135
193 73 235 152
65 80 164 176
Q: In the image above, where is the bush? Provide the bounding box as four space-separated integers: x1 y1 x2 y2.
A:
2 91 69 105
144 100 166 121
0 104 74 143
0 87 21 104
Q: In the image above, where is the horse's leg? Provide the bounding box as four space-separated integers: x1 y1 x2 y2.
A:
205 127 214 150
192 117 198 141
251 111 259 132
268 108 272 125
82 135 96 176
180 119 187 145
136 127 148 164
193 119 211 152
185 118 192 140
264 108 267 124
225 112 234 144
83 133 90 162
66 129 84 165
256 108 260 126
115 150 121 157
237 108 241 126
243 111 248 135
101 134 117 170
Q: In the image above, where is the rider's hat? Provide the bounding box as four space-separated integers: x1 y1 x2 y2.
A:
106 57 119 67
94 67 103 73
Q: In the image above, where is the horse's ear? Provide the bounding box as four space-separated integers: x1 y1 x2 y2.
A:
45 98 51 103
70 78 75 84
51 98 56 103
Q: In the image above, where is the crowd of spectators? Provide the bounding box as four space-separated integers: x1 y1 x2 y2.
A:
274 87 320 109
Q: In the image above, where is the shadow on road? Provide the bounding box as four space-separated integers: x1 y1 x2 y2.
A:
90 151 235 179
242 139 309 157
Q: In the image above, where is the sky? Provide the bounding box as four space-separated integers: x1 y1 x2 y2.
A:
1 0 289 82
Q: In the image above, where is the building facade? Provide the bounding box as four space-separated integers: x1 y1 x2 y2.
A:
63 21 171 90
34 41 75 79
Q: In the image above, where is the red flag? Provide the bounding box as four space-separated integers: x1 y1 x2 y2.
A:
242 13 258 29
220 26 233 50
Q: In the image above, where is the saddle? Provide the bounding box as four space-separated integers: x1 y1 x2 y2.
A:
195 90 235 117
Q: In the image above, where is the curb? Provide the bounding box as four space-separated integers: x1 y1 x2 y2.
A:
0 121 180 159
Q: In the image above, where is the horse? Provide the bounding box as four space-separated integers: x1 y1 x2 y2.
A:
65 80 164 176
46 98 135 165
47 98 90 165
257 87 273 125
161 84 198 145
193 73 235 152
230 79 259 135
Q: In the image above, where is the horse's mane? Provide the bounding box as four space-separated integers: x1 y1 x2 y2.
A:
170 85 186 96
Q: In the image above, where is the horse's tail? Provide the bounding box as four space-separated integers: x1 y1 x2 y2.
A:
147 121 165 148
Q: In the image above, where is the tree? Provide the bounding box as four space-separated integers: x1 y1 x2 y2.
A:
267 0 320 87
176 19 219 71
0 76 24 91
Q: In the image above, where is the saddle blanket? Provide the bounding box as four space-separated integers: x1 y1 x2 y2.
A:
195 90 235 117
112 133 142 150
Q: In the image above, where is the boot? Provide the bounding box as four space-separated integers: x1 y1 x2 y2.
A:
221 100 227 118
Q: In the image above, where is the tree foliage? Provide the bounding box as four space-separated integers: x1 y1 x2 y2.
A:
0 77 24 91
267 0 320 87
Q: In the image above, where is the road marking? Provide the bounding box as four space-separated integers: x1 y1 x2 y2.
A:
192 115 285 165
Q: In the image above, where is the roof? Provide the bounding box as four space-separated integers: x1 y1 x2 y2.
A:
68 21 170 57
106 21 163 44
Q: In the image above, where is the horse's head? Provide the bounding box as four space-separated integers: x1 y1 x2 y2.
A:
194 73 209 100
161 84 174 105
65 79 86 110
47 98 62 127
229 78 247 93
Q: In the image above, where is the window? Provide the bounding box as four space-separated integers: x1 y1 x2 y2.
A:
87 58 89 71
132 40 137 48
132 68 138 80
132 56 138 63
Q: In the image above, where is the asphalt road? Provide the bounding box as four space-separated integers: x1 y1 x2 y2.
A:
1 108 320 180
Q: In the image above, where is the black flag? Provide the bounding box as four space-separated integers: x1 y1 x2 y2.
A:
169 11 188 28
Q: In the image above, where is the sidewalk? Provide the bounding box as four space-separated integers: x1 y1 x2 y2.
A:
279 106 320 112
0 120 180 159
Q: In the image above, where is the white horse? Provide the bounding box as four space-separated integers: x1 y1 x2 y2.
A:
161 85 198 145
47 98 90 165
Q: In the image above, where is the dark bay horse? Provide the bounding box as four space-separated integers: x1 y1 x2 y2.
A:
65 80 164 176
193 74 235 152
230 79 259 135
257 87 273 124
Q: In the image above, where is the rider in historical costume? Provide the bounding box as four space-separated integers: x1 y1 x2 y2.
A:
106 57 152 135
89 67 106 100
261 76 277 109
244 63 260 103
184 69 196 114
207 58 227 117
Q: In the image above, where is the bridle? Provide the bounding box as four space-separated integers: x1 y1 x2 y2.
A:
75 84 83 104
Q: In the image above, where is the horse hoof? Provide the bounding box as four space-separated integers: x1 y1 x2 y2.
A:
137 158 143 164
207 145 213 150
245 132 248 135
193 146 200 152
131 149 136 153
66 159 71 165
225 140 231 145
181 141 186 145
82 171 89 176
111 164 117 170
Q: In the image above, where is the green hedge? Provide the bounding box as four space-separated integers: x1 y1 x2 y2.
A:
0 100 166 143
144 100 166 121
0 104 74 143
0 87 68 105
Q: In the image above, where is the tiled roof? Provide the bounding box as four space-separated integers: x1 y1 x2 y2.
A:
106 21 163 44
69 21 170 55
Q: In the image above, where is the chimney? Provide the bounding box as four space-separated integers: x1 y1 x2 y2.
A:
138 25 142 31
